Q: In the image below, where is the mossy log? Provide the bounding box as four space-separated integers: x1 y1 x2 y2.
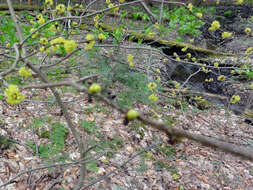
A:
99 23 235 57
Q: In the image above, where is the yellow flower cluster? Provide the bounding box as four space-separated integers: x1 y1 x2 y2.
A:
127 54 134 67
42 37 78 54
4 85 25 105
208 20 220 31
148 82 157 90
149 94 158 102
64 40 78 53
187 3 193 12
37 14 45 25
217 75 226 81
56 4 65 14
214 62 219 67
49 23 60 32
196 12 202 19
18 67 32 78
98 33 106 41
94 15 100 28
181 46 188 52
40 37 48 45
173 52 180 61
84 34 95 50
205 78 214 82
86 34 95 41
84 41 95 50
30 28 38 39
108 3 119 13
245 47 252 56
222 32 232 39
147 81 159 102
245 27 251 35
45 0 53 6
236 0 243 5
230 95 240 104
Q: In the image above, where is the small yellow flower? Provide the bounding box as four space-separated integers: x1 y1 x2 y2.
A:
50 37 65 45
40 37 48 45
189 38 194 43
245 27 251 35
149 94 158 102
181 46 188 52
94 15 99 23
45 0 53 6
72 21 78 27
98 33 106 41
186 53 191 58
148 82 157 90
86 34 95 41
36 14 43 20
191 57 196 62
208 20 220 31
49 24 57 32
30 20 36 25
196 12 202 18
187 3 193 12
163 58 168 63
172 173 179 180
6 42 10 47
222 32 232 39
64 40 78 53
214 62 219 67
156 69 160 74
156 76 161 82
217 75 226 81
119 0 125 3
30 28 38 38
37 17 45 25
4 85 25 105
19 67 32 78
173 81 180 88
230 95 240 104
250 83 253 90
245 47 252 55
56 4 65 14
236 0 243 5
108 3 119 12
40 46 45 52
84 40 95 50
127 54 134 66
79 4 83 8
106 0 110 4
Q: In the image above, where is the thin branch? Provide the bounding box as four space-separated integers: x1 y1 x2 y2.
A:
22 80 253 161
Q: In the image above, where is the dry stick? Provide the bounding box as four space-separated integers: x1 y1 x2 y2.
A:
80 147 148 190
22 80 253 161
0 158 93 188
140 0 157 23
159 0 165 24
6 1 87 189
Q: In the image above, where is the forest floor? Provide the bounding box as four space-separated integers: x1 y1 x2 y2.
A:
1 2 253 190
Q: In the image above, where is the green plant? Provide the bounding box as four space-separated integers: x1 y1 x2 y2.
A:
27 122 68 161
